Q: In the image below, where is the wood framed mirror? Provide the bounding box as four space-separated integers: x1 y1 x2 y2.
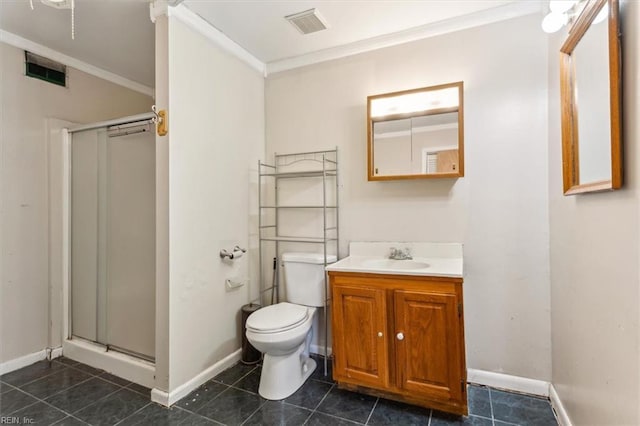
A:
367 82 464 181
560 0 622 195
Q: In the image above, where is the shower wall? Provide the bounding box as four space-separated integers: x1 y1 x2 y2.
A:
71 125 155 359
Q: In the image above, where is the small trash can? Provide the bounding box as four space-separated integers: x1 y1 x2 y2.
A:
241 303 262 365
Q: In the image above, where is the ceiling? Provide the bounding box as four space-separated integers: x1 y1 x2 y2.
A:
184 0 525 64
0 0 542 89
0 0 154 87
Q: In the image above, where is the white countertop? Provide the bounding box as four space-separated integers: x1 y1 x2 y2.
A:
325 242 463 278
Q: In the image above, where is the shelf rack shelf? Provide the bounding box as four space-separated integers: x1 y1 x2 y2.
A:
260 236 338 243
259 170 337 179
257 148 339 377
260 206 338 209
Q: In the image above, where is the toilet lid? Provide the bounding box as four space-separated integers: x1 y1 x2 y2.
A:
246 302 309 333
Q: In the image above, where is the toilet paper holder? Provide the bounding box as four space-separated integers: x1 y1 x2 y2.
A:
220 245 247 260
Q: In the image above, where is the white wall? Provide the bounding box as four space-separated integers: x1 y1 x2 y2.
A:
154 14 171 392
266 15 551 381
549 2 640 424
0 42 152 363
163 16 265 392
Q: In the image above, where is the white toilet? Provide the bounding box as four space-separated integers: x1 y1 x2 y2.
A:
245 252 336 400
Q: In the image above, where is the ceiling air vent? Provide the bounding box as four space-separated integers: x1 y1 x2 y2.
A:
285 8 328 35
25 51 66 87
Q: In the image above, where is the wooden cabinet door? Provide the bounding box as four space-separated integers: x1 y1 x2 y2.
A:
332 284 389 389
436 149 458 173
394 290 463 402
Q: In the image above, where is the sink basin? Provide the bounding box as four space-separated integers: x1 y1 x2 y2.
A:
325 244 462 277
361 259 430 270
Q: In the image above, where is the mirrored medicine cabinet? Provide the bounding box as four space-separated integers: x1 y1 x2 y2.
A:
560 0 622 194
367 81 464 181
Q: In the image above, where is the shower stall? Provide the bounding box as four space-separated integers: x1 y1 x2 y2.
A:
62 113 156 386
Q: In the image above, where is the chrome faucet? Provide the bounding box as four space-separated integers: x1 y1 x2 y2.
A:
389 247 412 260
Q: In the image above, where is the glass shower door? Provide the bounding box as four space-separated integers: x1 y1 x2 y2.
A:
71 128 105 344
71 122 155 360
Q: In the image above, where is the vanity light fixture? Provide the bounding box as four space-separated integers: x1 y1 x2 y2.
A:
370 87 459 118
542 9 569 33
542 0 608 33
542 0 580 33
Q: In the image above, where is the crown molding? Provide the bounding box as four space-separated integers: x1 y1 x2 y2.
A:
0 30 154 97
149 0 169 23
169 4 266 76
266 1 541 75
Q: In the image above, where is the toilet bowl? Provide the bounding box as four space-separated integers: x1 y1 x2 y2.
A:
245 252 336 400
246 302 317 400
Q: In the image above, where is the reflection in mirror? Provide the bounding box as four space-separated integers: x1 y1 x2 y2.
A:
372 118 412 176
574 3 611 184
412 113 459 174
368 82 464 181
560 0 622 194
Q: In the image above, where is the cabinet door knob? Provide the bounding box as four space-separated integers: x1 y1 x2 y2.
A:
396 332 404 341
377 332 383 337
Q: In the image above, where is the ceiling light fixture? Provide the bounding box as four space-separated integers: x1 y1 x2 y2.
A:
31 0 76 39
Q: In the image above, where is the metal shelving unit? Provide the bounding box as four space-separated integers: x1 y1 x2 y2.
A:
258 148 339 376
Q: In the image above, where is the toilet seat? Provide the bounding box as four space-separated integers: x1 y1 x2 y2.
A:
246 302 309 334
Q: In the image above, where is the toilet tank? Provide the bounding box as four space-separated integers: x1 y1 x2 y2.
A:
281 252 337 307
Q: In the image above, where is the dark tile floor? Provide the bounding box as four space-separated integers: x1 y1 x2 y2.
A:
0 355 558 425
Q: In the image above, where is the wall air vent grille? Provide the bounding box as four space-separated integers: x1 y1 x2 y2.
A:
285 8 329 35
25 51 66 87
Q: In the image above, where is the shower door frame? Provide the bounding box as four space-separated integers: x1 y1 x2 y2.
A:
60 112 157 387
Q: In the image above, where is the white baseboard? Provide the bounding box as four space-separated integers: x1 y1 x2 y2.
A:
50 347 63 359
151 349 242 407
310 344 332 357
63 338 155 388
467 368 550 397
549 384 572 426
0 346 65 375
0 350 47 375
